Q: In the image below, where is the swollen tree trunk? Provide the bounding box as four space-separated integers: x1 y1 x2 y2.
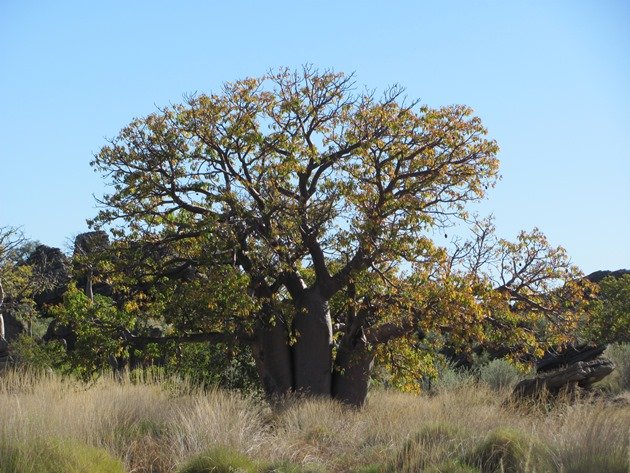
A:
292 288 333 396
332 327 375 407
251 306 293 402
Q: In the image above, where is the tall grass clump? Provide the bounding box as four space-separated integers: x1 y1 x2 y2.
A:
0 368 628 472
0 437 125 473
465 427 554 473
553 402 630 473
393 423 471 472
177 446 257 473
424 461 481 473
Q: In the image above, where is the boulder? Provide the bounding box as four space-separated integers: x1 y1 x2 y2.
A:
73 231 110 256
536 343 606 373
512 358 615 399
26 245 71 307
586 269 630 283
43 319 77 351
73 231 114 298
0 311 26 342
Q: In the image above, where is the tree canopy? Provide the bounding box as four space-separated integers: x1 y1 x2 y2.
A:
88 67 592 405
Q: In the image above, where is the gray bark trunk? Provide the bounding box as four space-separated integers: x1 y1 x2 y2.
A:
292 289 333 396
252 307 293 402
332 327 374 406
85 270 94 301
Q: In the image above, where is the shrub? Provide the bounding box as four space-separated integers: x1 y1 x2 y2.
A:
0 437 125 473
8 334 68 372
478 359 521 391
605 343 630 391
177 446 257 473
586 275 630 344
166 341 261 393
465 427 553 473
431 364 476 393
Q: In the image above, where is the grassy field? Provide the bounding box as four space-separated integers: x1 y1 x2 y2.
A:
0 370 628 473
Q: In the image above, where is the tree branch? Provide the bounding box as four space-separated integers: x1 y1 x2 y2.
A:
121 329 251 349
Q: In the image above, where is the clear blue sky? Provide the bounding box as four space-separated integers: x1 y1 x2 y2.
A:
1 1 628 274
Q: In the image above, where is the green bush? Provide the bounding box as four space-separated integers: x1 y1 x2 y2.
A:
177 447 257 473
0 438 125 473
431 364 476 393
478 359 521 391
8 334 68 372
586 275 630 344
605 343 630 391
166 341 260 393
465 427 553 473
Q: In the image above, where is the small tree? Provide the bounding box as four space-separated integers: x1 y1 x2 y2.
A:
587 275 630 344
90 67 590 405
0 227 36 342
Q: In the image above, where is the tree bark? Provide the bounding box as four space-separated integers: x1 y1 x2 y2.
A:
292 288 333 396
332 327 375 407
0 278 4 340
251 307 293 402
85 270 94 301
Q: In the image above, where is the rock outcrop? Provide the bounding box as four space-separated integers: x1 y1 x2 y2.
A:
73 231 113 298
26 245 72 307
586 269 630 283
512 343 615 400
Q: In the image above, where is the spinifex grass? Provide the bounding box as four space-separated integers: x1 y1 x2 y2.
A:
0 369 627 472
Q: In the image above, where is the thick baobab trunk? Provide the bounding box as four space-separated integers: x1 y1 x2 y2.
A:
251 307 293 401
332 327 375 406
292 289 333 396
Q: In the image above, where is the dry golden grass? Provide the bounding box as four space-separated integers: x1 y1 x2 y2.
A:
0 369 628 472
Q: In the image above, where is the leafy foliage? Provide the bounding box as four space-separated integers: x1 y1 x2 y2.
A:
79 67 593 400
8 333 68 371
167 341 260 392
49 285 135 379
586 275 630 344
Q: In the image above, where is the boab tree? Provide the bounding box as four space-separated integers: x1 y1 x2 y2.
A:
90 67 590 405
